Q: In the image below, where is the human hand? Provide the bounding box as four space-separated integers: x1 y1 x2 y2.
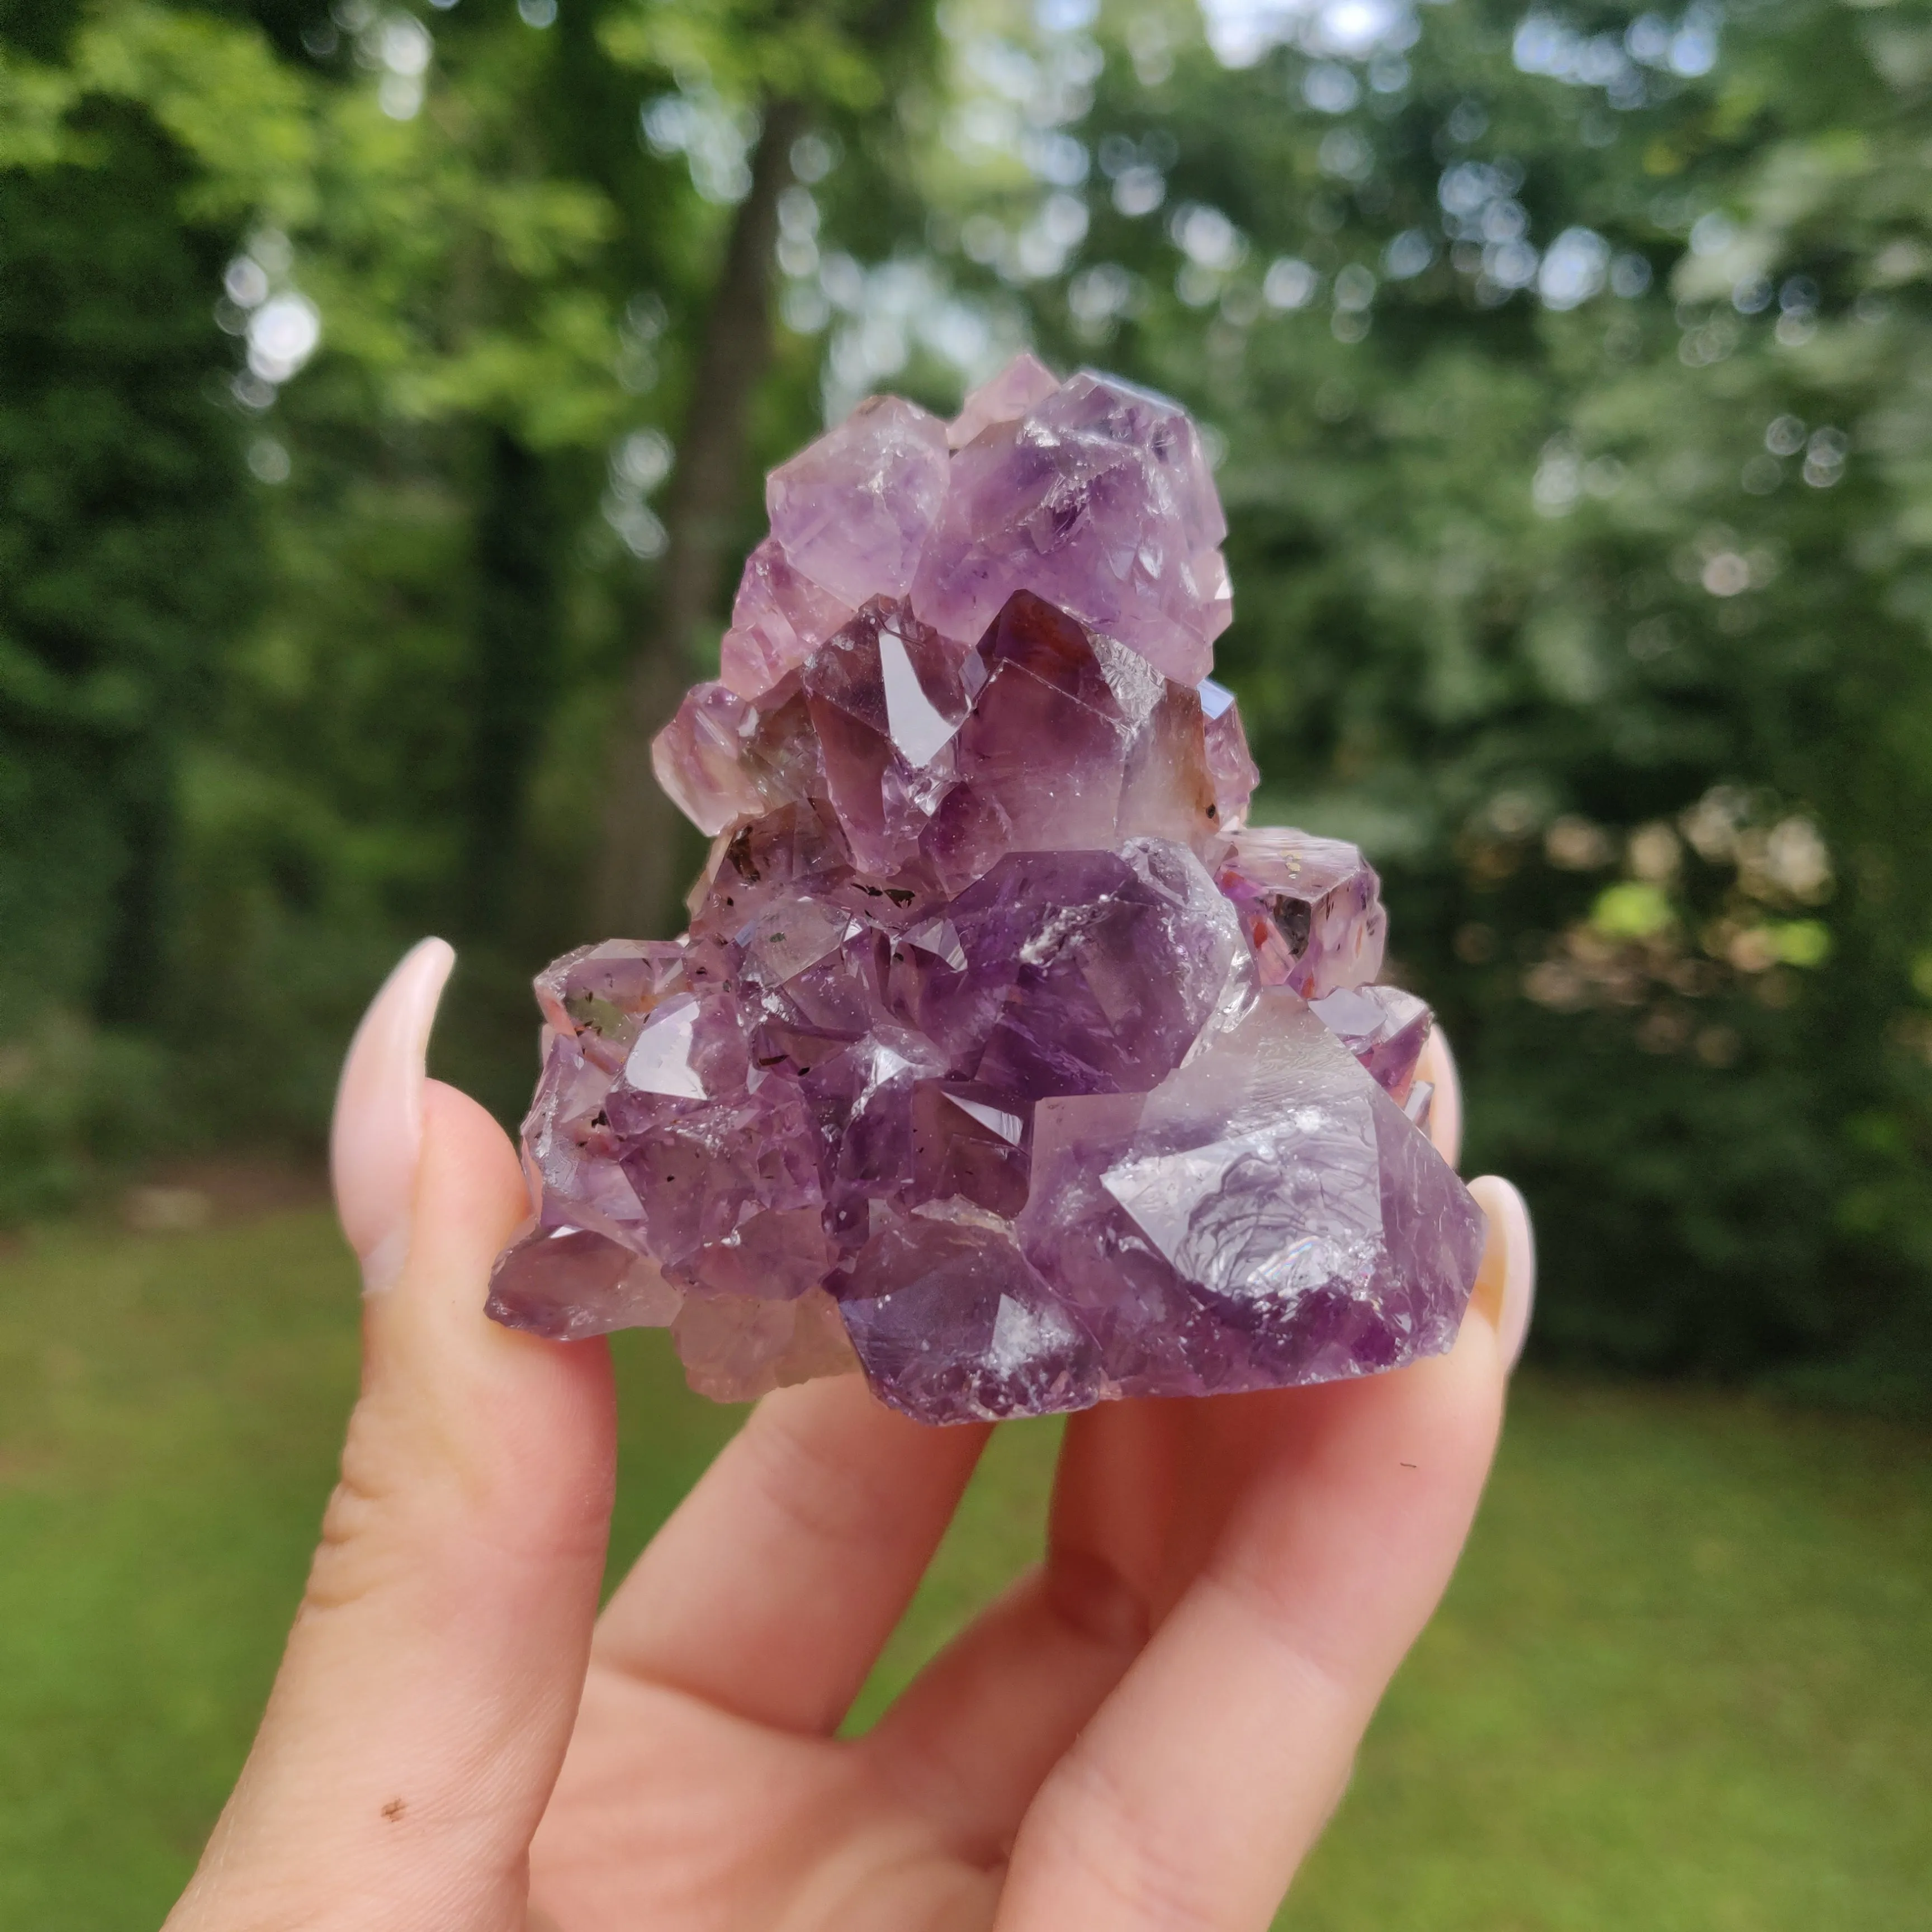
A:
165 939 1533 1932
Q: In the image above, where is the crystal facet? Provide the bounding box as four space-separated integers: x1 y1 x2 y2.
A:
911 370 1232 685
489 357 1485 1419
946 351 1060 451
1214 826 1389 997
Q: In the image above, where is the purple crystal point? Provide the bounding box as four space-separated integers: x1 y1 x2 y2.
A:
489 356 1485 1418
1020 990 1482 1393
840 1209 1105 1422
948 351 1060 450
1199 676 1259 827
650 683 765 835
487 1221 681 1341
927 839 1245 1099
1310 984 1433 1104
802 599 975 875
953 590 1223 858
911 370 1232 685
720 538 856 700
1214 826 1389 996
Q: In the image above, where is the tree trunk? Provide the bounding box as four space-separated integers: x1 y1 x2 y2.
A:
466 428 557 934
594 96 808 936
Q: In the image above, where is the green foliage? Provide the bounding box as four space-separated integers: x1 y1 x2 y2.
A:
893 0 1932 1398
3 0 1930 1399
0 1011 169 1220
598 0 894 111
0 54 264 1215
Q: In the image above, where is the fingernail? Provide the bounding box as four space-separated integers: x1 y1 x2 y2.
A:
330 939 455 1294
1465 1175 1536 1372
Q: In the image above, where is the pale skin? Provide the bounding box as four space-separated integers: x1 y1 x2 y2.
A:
166 940 1535 1932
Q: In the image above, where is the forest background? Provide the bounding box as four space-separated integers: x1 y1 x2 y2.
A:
6 0 1932 1409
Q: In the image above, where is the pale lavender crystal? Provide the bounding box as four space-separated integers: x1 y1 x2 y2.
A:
533 936 690 1059
650 683 765 835
650 664 831 839
910 371 1232 685
766 395 951 608
1310 984 1433 1105
719 538 855 699
489 355 1485 1418
1199 675 1258 828
947 351 1060 450
1214 826 1389 997
486 1219 682 1341
671 1287 859 1402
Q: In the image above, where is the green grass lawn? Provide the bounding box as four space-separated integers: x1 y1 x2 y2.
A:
2 1208 1928 1931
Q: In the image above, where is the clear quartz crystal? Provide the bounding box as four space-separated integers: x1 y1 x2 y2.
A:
489 356 1484 1419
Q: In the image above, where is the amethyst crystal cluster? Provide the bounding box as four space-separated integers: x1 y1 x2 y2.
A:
486 355 1485 1423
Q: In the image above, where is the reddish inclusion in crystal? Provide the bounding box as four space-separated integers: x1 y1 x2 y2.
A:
486 358 1484 1421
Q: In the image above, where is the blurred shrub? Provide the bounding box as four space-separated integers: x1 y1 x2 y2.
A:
3 0 1930 1410
0 91 262 1020
977 0 1932 1409
0 1010 170 1220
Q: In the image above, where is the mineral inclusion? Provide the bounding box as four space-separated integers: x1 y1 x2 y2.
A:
486 356 1485 1423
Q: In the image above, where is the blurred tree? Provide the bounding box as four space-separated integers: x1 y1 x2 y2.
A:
869 0 1932 1396
0 97 258 1025
2 0 650 1137
590 0 943 935
592 92 805 937
0 2 292 1206
4 0 1930 1405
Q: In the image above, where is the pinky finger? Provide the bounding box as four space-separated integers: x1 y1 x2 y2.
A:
994 1299 1514 1930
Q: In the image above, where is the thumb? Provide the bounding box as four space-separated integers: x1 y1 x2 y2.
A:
167 940 615 1932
